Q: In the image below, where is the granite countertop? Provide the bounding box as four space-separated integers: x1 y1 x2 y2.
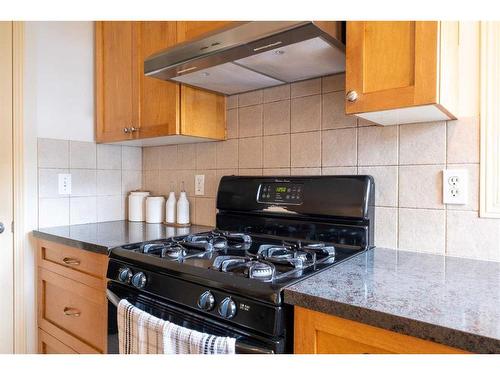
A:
33 221 213 254
285 247 500 353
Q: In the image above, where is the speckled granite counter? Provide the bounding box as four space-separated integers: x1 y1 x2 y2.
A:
33 221 213 254
285 248 500 353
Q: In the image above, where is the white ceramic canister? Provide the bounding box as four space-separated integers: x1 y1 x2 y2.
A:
165 191 177 224
128 191 150 222
145 196 166 224
176 191 190 225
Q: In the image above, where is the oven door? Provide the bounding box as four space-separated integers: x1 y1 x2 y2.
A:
107 281 286 354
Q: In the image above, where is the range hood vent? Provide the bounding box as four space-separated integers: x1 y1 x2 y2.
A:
144 21 345 95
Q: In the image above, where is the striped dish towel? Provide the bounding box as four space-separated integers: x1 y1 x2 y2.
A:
118 299 236 354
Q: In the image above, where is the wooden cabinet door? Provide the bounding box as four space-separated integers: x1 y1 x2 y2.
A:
176 21 235 43
345 21 438 115
95 21 135 142
134 21 180 138
38 329 78 354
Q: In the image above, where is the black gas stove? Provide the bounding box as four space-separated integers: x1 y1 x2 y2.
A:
106 175 375 354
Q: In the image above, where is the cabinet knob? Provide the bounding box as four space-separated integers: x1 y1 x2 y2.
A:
130 127 138 133
123 128 130 134
346 90 359 103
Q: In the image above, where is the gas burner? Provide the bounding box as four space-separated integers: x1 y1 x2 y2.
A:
162 245 188 259
211 256 276 282
247 261 275 281
302 242 336 257
211 230 252 244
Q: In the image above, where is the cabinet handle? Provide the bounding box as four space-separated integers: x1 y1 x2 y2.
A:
346 90 359 102
130 127 138 133
63 307 81 317
62 257 80 266
123 127 130 133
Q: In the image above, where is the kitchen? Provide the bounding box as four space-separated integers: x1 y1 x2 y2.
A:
0 0 499 372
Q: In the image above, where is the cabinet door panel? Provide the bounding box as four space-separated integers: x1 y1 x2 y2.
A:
135 21 180 138
346 21 438 115
95 21 134 142
176 21 235 43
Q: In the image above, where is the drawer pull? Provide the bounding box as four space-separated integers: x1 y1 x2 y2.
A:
63 307 81 317
62 257 81 266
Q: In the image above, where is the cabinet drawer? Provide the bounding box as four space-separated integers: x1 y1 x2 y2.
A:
38 239 107 289
38 329 78 354
38 268 107 353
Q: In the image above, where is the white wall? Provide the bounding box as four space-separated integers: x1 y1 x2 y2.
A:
26 21 94 141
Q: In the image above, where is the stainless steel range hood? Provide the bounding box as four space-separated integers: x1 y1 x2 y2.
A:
144 21 345 95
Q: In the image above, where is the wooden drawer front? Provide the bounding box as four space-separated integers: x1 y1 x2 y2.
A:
38 240 107 289
38 329 78 354
38 268 106 353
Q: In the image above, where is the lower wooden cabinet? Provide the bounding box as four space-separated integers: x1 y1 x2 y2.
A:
37 240 108 354
294 306 467 354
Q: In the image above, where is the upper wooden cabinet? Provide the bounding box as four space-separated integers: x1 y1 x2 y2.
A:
346 21 459 125
95 21 226 144
176 21 236 43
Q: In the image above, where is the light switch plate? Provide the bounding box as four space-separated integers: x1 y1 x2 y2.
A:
443 169 468 205
195 174 205 196
58 173 72 195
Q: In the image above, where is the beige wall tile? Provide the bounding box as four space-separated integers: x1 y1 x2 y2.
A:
195 197 216 226
122 146 142 171
263 134 290 168
97 144 122 170
38 138 69 169
195 142 217 170
291 167 321 176
399 122 446 165
447 210 500 261
238 168 263 176
398 208 445 254
322 73 345 93
291 131 321 168
71 169 97 197
322 91 357 130
238 105 263 138
97 170 122 196
195 170 217 197
70 196 97 225
97 195 124 222
375 207 398 249
227 95 238 109
39 198 69 228
122 170 142 195
238 137 263 168
446 164 479 211
399 165 444 209
216 139 238 169
291 78 321 98
216 169 238 187
159 145 178 170
70 141 96 169
177 144 196 170
263 101 290 135
322 166 357 175
38 168 69 198
143 146 160 171
226 108 238 139
238 90 262 107
447 117 480 163
358 126 398 166
358 166 398 207
158 170 178 196
322 128 357 167
357 118 377 127
291 95 321 132
263 84 290 103
263 168 291 176
177 170 195 197
143 170 160 195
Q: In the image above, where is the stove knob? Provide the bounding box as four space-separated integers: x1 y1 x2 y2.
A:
117 267 133 284
218 297 237 319
131 272 147 289
197 291 215 311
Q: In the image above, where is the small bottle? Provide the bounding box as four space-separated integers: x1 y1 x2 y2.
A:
165 182 176 225
177 181 190 225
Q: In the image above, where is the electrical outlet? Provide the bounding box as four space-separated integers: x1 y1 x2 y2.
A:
58 173 72 195
443 169 468 205
195 174 205 196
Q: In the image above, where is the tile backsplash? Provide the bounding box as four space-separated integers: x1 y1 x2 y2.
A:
37 139 142 228
142 73 500 262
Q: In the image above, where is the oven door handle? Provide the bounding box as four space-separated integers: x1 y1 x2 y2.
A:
106 289 274 354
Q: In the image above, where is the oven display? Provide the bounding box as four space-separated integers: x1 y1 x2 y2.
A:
258 183 303 205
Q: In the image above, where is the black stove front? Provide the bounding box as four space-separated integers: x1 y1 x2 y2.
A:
107 175 375 354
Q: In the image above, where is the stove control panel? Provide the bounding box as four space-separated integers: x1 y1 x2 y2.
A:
257 183 303 205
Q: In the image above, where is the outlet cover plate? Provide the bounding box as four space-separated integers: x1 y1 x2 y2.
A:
195 174 205 196
58 173 72 195
443 169 468 205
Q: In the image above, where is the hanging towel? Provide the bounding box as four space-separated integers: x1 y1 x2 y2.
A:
117 299 236 354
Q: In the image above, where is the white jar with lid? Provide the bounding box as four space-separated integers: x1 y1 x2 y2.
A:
128 191 150 222
145 196 166 224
